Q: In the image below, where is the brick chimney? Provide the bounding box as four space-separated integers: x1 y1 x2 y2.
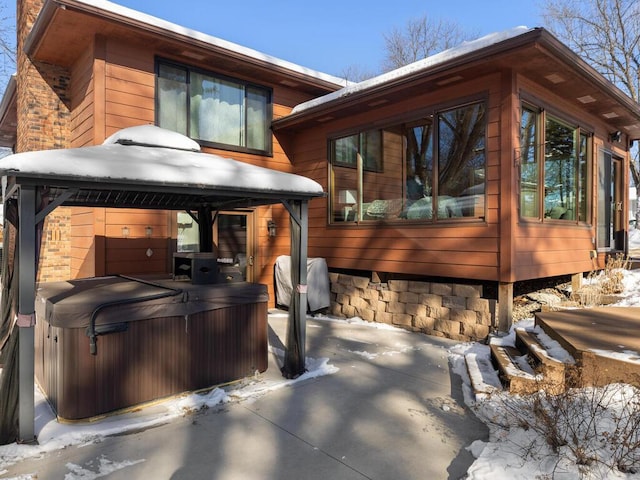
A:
16 0 71 153
16 0 72 282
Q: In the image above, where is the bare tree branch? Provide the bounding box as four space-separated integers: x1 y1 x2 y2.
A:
0 2 16 92
381 15 477 72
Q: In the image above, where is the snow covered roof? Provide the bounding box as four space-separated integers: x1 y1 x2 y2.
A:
291 26 533 115
0 125 324 209
36 0 350 89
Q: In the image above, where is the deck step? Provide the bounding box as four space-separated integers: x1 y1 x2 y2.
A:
515 327 573 370
464 352 502 395
489 343 542 394
487 327 575 395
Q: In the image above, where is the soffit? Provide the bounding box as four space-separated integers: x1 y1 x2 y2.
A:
0 77 17 149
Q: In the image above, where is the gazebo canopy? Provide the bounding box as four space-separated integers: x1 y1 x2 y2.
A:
0 125 319 444
0 124 324 210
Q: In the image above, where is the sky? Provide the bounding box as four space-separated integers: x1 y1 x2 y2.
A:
112 0 543 78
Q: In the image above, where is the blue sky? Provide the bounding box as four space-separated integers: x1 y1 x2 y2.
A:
115 0 542 78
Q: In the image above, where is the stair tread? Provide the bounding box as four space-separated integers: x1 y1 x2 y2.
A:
464 352 502 394
490 343 537 378
516 327 575 366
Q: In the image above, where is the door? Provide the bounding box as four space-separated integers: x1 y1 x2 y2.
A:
597 151 624 251
214 211 255 282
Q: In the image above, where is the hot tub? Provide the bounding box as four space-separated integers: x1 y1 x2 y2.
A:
34 276 268 420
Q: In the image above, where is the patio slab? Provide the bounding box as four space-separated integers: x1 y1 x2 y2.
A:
0 312 488 480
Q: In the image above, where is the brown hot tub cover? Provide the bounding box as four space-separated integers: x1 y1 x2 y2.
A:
35 276 268 329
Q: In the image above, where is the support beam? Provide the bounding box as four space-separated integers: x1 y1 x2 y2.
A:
571 273 583 295
282 200 309 378
18 185 37 443
497 282 513 333
197 205 214 253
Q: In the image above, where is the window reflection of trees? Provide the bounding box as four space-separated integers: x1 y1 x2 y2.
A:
438 103 486 199
330 100 487 223
518 104 587 222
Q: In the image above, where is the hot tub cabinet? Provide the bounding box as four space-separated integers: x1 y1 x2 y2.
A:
34 276 268 420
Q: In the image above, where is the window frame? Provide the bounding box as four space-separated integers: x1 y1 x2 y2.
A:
331 131 384 173
518 99 593 224
155 58 273 156
328 98 488 225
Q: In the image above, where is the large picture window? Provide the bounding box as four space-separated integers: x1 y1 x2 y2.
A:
519 103 591 222
156 60 272 155
330 101 486 223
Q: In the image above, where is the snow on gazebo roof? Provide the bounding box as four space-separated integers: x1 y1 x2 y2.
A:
0 125 324 208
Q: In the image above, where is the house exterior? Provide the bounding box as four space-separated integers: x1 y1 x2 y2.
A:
1 0 347 307
2 0 639 338
272 27 640 331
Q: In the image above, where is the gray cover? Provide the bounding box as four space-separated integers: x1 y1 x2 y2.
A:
274 256 330 312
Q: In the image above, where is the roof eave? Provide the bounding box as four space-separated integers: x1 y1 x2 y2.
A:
26 0 348 92
0 74 17 149
273 28 546 130
536 30 640 126
274 28 640 131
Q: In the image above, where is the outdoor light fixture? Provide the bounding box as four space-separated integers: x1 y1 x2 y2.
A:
145 226 153 238
267 220 277 237
609 130 622 143
122 226 130 238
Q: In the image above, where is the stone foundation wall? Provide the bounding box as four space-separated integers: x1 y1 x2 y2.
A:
328 273 497 342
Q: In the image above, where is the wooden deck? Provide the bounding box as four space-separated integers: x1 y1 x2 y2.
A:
535 307 640 387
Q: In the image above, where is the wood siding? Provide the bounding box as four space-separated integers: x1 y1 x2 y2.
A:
293 74 502 281
287 67 632 284
66 34 322 305
511 75 629 280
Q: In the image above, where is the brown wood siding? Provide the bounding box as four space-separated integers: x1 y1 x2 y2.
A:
293 74 502 281
511 74 626 280
70 208 97 279
64 36 323 304
498 70 517 283
69 40 95 148
103 40 155 136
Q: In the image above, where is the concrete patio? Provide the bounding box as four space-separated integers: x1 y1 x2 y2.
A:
0 312 488 480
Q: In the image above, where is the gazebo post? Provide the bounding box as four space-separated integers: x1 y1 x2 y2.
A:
17 185 37 443
197 205 214 253
283 200 309 378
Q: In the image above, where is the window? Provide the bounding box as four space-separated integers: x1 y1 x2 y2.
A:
519 103 591 222
330 100 486 223
333 131 382 171
156 60 272 155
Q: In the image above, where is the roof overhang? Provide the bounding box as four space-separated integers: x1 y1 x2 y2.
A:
25 0 348 96
0 75 17 149
273 28 640 140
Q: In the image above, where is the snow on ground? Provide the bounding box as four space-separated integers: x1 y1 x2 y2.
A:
450 266 640 480
1 240 640 478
